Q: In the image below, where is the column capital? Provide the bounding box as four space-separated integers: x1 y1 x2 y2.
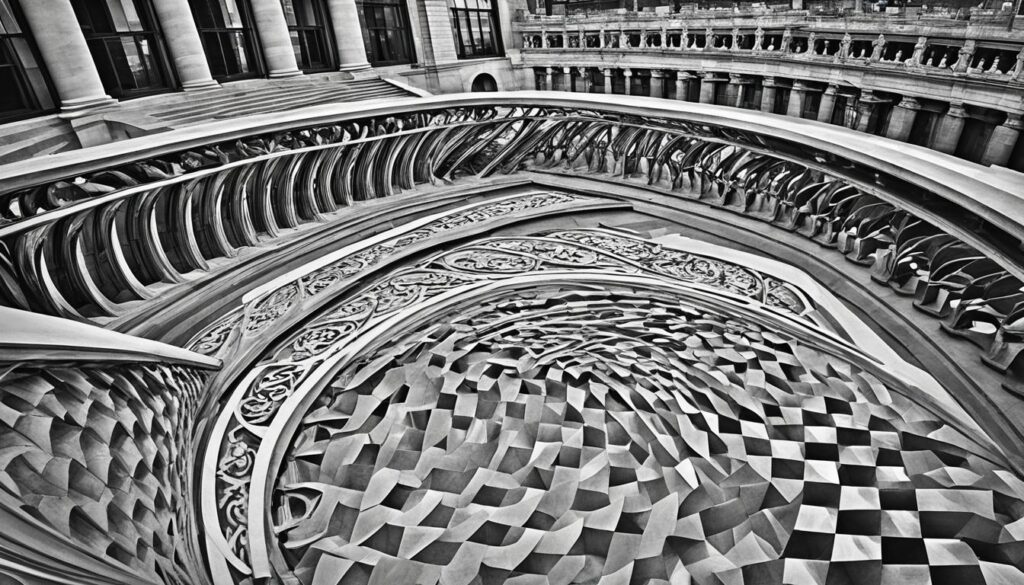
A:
1003 112 1023 130
946 102 968 118
896 97 922 111
762 76 777 87
728 73 744 83
823 83 838 95
563 66 572 74
701 71 718 80
677 71 695 80
791 80 809 92
650 69 666 78
623 68 633 77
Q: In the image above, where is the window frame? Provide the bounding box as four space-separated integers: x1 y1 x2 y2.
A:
448 0 503 60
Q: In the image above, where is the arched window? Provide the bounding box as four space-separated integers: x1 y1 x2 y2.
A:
0 0 55 122
189 0 262 81
71 0 174 99
470 73 497 92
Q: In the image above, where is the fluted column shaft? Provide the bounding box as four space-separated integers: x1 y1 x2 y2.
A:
817 84 837 123
18 0 115 112
932 102 968 154
251 0 302 77
981 113 1022 167
151 0 219 89
885 97 921 142
760 77 777 113
327 0 372 71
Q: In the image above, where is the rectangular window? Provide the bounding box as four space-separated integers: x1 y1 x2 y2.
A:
71 0 172 99
189 0 262 80
357 0 414 66
0 0 55 122
448 0 501 59
281 0 335 72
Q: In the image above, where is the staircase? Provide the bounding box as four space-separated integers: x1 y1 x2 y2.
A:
151 78 413 128
0 116 79 165
0 78 415 165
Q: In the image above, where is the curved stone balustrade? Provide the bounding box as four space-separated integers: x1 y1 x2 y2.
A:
0 93 1021 392
1 92 1024 585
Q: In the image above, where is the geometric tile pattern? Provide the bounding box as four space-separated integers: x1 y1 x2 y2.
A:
0 362 208 585
273 283 1024 585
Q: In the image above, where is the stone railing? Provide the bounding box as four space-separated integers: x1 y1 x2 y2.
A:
0 92 1022 582
0 91 1019 379
515 22 1024 84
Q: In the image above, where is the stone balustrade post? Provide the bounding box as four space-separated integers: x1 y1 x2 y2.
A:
885 97 921 142
760 77 777 113
817 84 838 123
932 102 968 154
18 0 116 112
980 113 1022 167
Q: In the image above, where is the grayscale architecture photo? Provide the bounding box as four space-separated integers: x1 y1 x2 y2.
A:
0 1 1022 584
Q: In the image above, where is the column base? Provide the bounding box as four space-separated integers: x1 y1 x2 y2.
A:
268 69 304 79
182 79 221 91
339 62 372 72
58 95 118 117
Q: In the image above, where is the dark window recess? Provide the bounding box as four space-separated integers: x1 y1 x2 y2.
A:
0 0 55 122
282 0 335 72
189 0 262 81
448 0 502 59
71 0 174 99
357 0 414 66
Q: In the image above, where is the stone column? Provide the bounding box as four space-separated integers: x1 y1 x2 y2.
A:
675 72 691 101
251 0 302 77
885 97 921 142
545 67 554 90
650 70 665 98
786 81 807 118
578 67 591 93
327 0 372 71
698 73 716 104
726 74 743 108
603 68 613 94
931 102 968 154
150 0 219 89
563 67 573 91
18 0 116 112
760 76 777 113
623 68 633 95
816 84 838 123
854 90 877 133
980 113 1022 167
